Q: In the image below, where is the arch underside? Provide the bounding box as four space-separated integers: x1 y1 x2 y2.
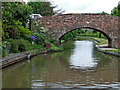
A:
58 26 112 47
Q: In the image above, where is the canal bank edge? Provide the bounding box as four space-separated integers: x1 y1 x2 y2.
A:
91 37 120 57
95 47 120 57
1 49 61 69
1 41 64 69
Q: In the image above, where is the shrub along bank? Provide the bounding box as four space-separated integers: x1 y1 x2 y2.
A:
2 21 63 57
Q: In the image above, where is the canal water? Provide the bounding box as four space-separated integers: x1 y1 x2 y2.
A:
2 40 120 88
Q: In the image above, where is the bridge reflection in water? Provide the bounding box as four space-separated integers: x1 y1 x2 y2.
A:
2 40 119 88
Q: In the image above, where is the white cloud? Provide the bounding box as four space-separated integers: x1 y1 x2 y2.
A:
51 0 119 14
24 0 119 14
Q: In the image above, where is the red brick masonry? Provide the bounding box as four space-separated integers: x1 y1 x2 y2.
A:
34 13 120 48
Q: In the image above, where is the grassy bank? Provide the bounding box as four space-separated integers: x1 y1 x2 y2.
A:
90 37 108 45
79 32 106 39
75 36 108 45
90 37 120 54
104 49 120 53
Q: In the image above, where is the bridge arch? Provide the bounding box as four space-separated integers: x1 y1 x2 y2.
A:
33 13 120 48
58 26 112 47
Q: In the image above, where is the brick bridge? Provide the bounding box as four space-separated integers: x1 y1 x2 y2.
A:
33 13 120 48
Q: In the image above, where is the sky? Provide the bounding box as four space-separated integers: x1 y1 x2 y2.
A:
24 0 119 14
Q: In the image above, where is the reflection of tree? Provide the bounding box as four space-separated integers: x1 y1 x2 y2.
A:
91 50 119 83
62 41 75 49
92 49 119 69
92 50 112 68
2 60 33 88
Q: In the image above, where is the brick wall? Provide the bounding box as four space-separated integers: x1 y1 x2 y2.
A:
33 13 120 48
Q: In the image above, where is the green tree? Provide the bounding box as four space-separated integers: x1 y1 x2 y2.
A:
61 29 82 41
28 1 55 16
101 11 109 15
2 2 33 27
111 2 120 17
2 2 32 39
14 4 33 27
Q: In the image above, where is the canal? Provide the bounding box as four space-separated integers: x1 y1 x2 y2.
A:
2 40 120 88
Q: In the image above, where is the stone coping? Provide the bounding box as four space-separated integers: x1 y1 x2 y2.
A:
1 50 47 69
96 47 120 57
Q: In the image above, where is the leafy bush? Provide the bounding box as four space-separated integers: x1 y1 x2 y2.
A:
17 39 28 52
2 2 33 39
5 38 47 53
28 33 47 44
7 39 19 53
18 25 31 38
43 42 63 51
50 43 63 51
2 44 6 57
27 21 47 45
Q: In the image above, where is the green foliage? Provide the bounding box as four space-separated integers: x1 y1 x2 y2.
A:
91 37 108 45
46 32 58 43
28 21 47 44
3 20 31 39
61 29 89 41
28 32 46 44
79 29 106 39
2 41 11 56
14 4 33 27
61 29 79 41
2 2 32 39
6 38 47 54
7 39 19 53
2 44 6 57
2 2 33 27
18 25 31 38
2 27 5 40
61 28 106 42
1 1 64 57
48 43 63 51
104 49 120 53
26 43 46 51
32 21 46 33
17 39 28 52
28 2 55 16
111 2 120 17
5 39 27 53
101 11 109 15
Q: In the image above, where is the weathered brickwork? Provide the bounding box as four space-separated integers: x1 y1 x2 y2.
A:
33 13 120 48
